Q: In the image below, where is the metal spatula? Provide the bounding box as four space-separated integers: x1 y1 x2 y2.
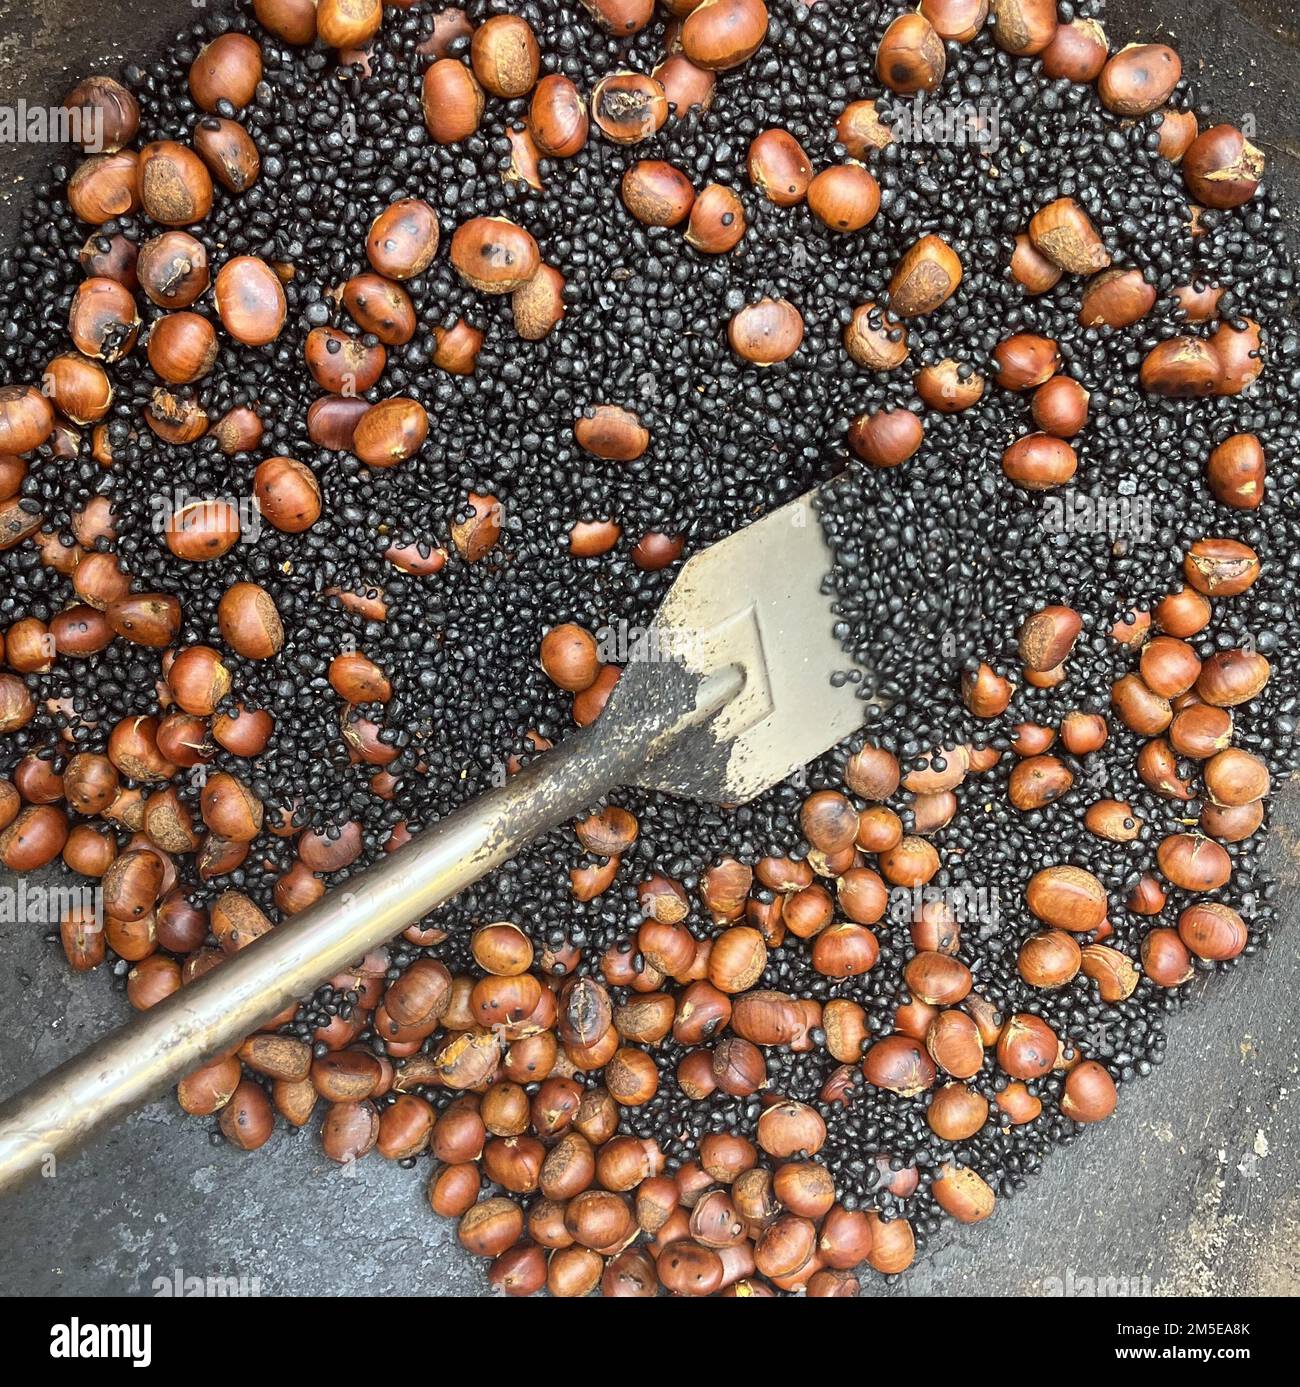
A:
0 485 869 1193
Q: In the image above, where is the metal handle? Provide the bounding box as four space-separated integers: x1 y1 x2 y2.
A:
0 665 743 1195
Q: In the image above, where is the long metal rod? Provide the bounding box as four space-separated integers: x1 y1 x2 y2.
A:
0 666 744 1195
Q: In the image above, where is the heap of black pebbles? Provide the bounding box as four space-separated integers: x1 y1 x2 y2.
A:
1 0 1297 1290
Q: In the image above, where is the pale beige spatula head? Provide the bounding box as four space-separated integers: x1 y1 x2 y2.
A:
625 487 870 802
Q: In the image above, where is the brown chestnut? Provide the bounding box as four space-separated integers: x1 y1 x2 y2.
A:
747 129 812 207
67 152 141 225
470 14 539 98
165 498 240 561
189 33 263 112
1079 267 1156 329
927 1083 989 1142
994 333 1060 390
1024 864 1107 931
876 13 945 94
1040 17 1108 81
124 948 180 1015
1031 376 1090 438
315 0 381 48
653 52 717 118
1098 43 1181 117
137 141 213 226
1018 604 1081 671
167 645 232 715
200 772 263 843
995 1013 1058 1080
1061 1060 1117 1123
590 72 669 144
1206 433 1265 510
1141 928 1194 987
217 582 283 660
1110 673 1172 734
807 163 880 234
921 0 989 42
889 234 963 316
1157 833 1231 892
422 59 484 144
902 951 971 1008
459 1197 525 1258
489 1244 547 1299
621 160 695 227
916 358 986 412
1140 337 1224 397
1154 587 1212 638
728 298 804 367
136 231 210 309
176 1054 241 1115
1010 233 1062 295
367 198 440 280
530 74 588 157
1178 902 1248 961
1018 929 1082 988
684 183 746 254
0 386 54 457
428 318 483 376
1002 433 1077 490
1183 125 1264 209
681 0 769 71
574 404 649 462
147 312 218 384
254 456 321 533
863 1036 936 1097
214 256 286 346
836 99 894 158
1084 799 1142 844
1158 110 1200 163
1183 538 1260 598
990 0 1057 56
925 1008 985 1078
707 927 767 995
106 594 182 650
865 1213 915 1273
1169 703 1232 760
605 1046 659 1106
1196 649 1270 707
811 922 878 979
450 216 540 294
1140 635 1202 698
1204 748 1269 806
511 263 566 341
844 301 909 371
63 75 140 152
218 1078 274 1150
449 491 503 563
69 278 139 363
353 397 428 469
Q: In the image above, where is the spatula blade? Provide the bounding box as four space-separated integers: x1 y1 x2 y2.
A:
612 486 871 804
